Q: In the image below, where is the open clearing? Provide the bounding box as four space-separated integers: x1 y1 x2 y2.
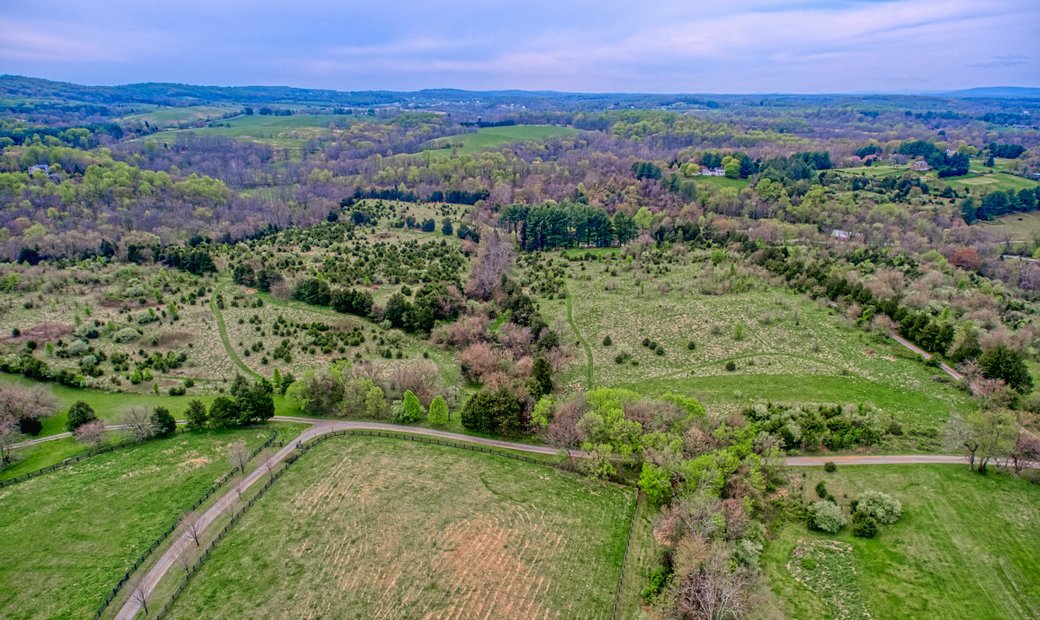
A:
542 251 974 445
422 124 581 157
0 427 280 620
165 435 634 620
978 211 1040 244
763 465 1040 620
142 114 348 151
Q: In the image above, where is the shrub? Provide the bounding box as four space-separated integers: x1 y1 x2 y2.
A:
65 401 97 432
687 340 696 350
638 462 673 504
807 500 846 533
395 390 425 423
853 491 902 525
823 461 837 473
602 335 612 346
852 511 880 538
112 327 141 343
185 399 208 431
725 361 737 372
151 406 176 437
168 386 186 396
815 481 828 498
427 395 449 426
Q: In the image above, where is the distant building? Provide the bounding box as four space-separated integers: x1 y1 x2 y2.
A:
699 166 726 176
28 164 51 176
910 159 930 172
831 229 851 241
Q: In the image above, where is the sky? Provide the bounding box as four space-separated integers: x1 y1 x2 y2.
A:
1 0 1038 93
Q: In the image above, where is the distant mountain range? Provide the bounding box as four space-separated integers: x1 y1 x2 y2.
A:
1 75 1037 110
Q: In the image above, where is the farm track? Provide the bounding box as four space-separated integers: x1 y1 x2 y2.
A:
112 414 981 619
564 280 594 388
887 332 963 382
209 281 263 380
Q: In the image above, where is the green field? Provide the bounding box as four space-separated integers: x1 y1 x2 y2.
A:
142 113 346 150
763 465 1040 619
120 105 242 127
977 211 1040 244
422 124 581 157
543 252 974 446
0 427 279 620
166 435 633 619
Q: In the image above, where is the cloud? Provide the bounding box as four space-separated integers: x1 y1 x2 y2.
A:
0 0 1036 91
971 54 1029 68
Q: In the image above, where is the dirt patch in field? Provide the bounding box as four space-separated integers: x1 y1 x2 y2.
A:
3 321 73 343
179 456 212 470
154 330 196 347
436 517 552 619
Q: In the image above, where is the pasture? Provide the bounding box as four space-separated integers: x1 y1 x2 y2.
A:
978 211 1040 244
142 113 348 151
164 435 634 619
540 250 974 445
422 124 581 157
120 105 242 127
0 426 280 620
763 465 1040 620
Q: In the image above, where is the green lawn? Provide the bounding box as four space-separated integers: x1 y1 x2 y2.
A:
763 465 1040 619
0 427 277 620
166 435 634 619
694 174 751 190
422 124 580 157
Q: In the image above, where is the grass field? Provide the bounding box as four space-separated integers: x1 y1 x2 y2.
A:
763 465 1040 620
142 113 347 151
977 211 1040 244
120 105 242 127
422 124 581 158
0 427 279 620
542 252 973 445
166 435 634 620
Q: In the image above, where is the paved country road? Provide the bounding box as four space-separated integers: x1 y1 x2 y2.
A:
108 415 987 619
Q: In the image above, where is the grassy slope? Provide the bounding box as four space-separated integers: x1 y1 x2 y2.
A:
0 427 276 620
543 255 974 448
763 465 1040 620
978 211 1040 244
167 435 634 619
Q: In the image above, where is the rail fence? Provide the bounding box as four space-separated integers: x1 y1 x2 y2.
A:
0 438 142 488
91 431 277 620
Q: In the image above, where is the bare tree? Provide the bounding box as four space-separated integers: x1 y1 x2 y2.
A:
74 420 107 448
184 512 203 547
122 406 157 442
464 230 514 301
175 547 195 574
228 440 249 473
676 544 752 620
944 411 980 470
129 579 150 615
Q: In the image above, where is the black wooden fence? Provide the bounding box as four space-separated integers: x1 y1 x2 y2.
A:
0 438 142 489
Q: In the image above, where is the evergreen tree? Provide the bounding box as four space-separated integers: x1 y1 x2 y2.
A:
185 399 208 431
